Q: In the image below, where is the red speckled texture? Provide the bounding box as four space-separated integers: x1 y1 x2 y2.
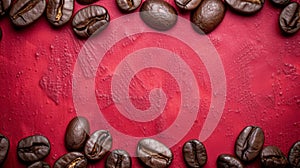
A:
0 0 299 167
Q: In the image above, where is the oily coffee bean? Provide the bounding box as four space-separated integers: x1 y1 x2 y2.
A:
260 146 288 168
0 134 9 166
140 0 178 31
225 0 264 15
279 2 300 35
65 116 90 151
105 149 131 168
17 135 50 163
84 130 112 161
182 139 207 168
9 0 46 27
27 161 50 168
191 0 226 34
72 5 110 39
116 0 142 13
53 152 88 168
46 0 74 27
137 138 173 168
235 126 265 162
288 141 300 168
270 0 289 7
175 0 202 10
76 0 98 5
217 154 244 168
0 0 11 16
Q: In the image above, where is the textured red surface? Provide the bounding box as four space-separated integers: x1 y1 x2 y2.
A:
0 0 300 167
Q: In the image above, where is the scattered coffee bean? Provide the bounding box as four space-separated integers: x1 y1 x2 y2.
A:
76 0 98 5
0 0 11 16
116 0 141 13
140 0 178 31
288 141 300 168
17 135 50 163
106 149 131 168
261 146 288 168
72 5 110 38
84 130 112 161
65 116 90 151
27 161 50 168
270 0 290 7
137 138 173 168
9 0 46 27
182 139 207 168
175 0 202 11
0 134 9 166
235 126 264 162
225 0 264 15
53 152 88 168
279 2 300 35
191 0 226 34
217 154 244 168
46 0 74 27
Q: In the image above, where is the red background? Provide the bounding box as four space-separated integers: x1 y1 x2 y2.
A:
0 0 300 167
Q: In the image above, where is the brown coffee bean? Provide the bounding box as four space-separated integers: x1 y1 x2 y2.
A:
217 154 244 168
46 0 74 27
279 2 300 35
53 152 87 168
288 141 300 168
27 161 50 168
260 146 288 168
116 0 142 13
105 149 131 168
183 139 207 168
0 0 11 16
225 0 264 15
0 134 9 166
175 0 202 10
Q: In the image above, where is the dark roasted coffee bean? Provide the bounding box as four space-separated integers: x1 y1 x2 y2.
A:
9 0 46 27
53 152 87 168
140 0 178 31
72 5 110 38
182 139 207 168
65 116 90 151
46 0 74 27
235 126 264 162
261 146 288 168
175 0 202 10
217 154 244 168
191 0 225 34
84 130 112 161
225 0 264 15
288 141 300 168
105 149 131 168
0 134 9 166
279 2 300 35
0 0 11 16
270 0 289 7
17 135 50 163
27 161 50 168
137 138 173 168
116 0 141 13
76 0 98 5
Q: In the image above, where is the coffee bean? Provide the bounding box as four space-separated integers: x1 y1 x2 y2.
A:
46 0 74 27
217 154 244 168
72 5 110 38
279 2 300 35
225 0 264 15
140 0 178 31
0 0 11 16
76 0 98 5
0 134 9 166
288 141 300 168
270 0 290 7
235 126 264 162
137 138 173 168
17 135 50 163
84 130 112 161
65 116 90 151
175 0 202 10
191 0 226 34
105 149 131 168
182 139 207 168
261 146 288 168
27 161 50 168
116 0 141 13
53 152 88 168
9 0 46 27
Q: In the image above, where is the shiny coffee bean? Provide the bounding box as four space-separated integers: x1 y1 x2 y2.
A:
0 134 9 166
53 152 88 168
72 5 110 38
175 0 202 10
105 149 131 168
65 116 90 151
225 0 264 15
76 0 98 5
84 130 112 161
17 135 50 163
140 0 178 31
235 126 264 162
279 2 300 35
46 0 74 27
137 138 173 168
261 146 288 168
0 0 11 16
27 161 50 168
191 0 225 34
217 154 244 168
116 0 141 13
288 141 300 168
270 0 289 7
183 140 207 168
9 0 46 27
